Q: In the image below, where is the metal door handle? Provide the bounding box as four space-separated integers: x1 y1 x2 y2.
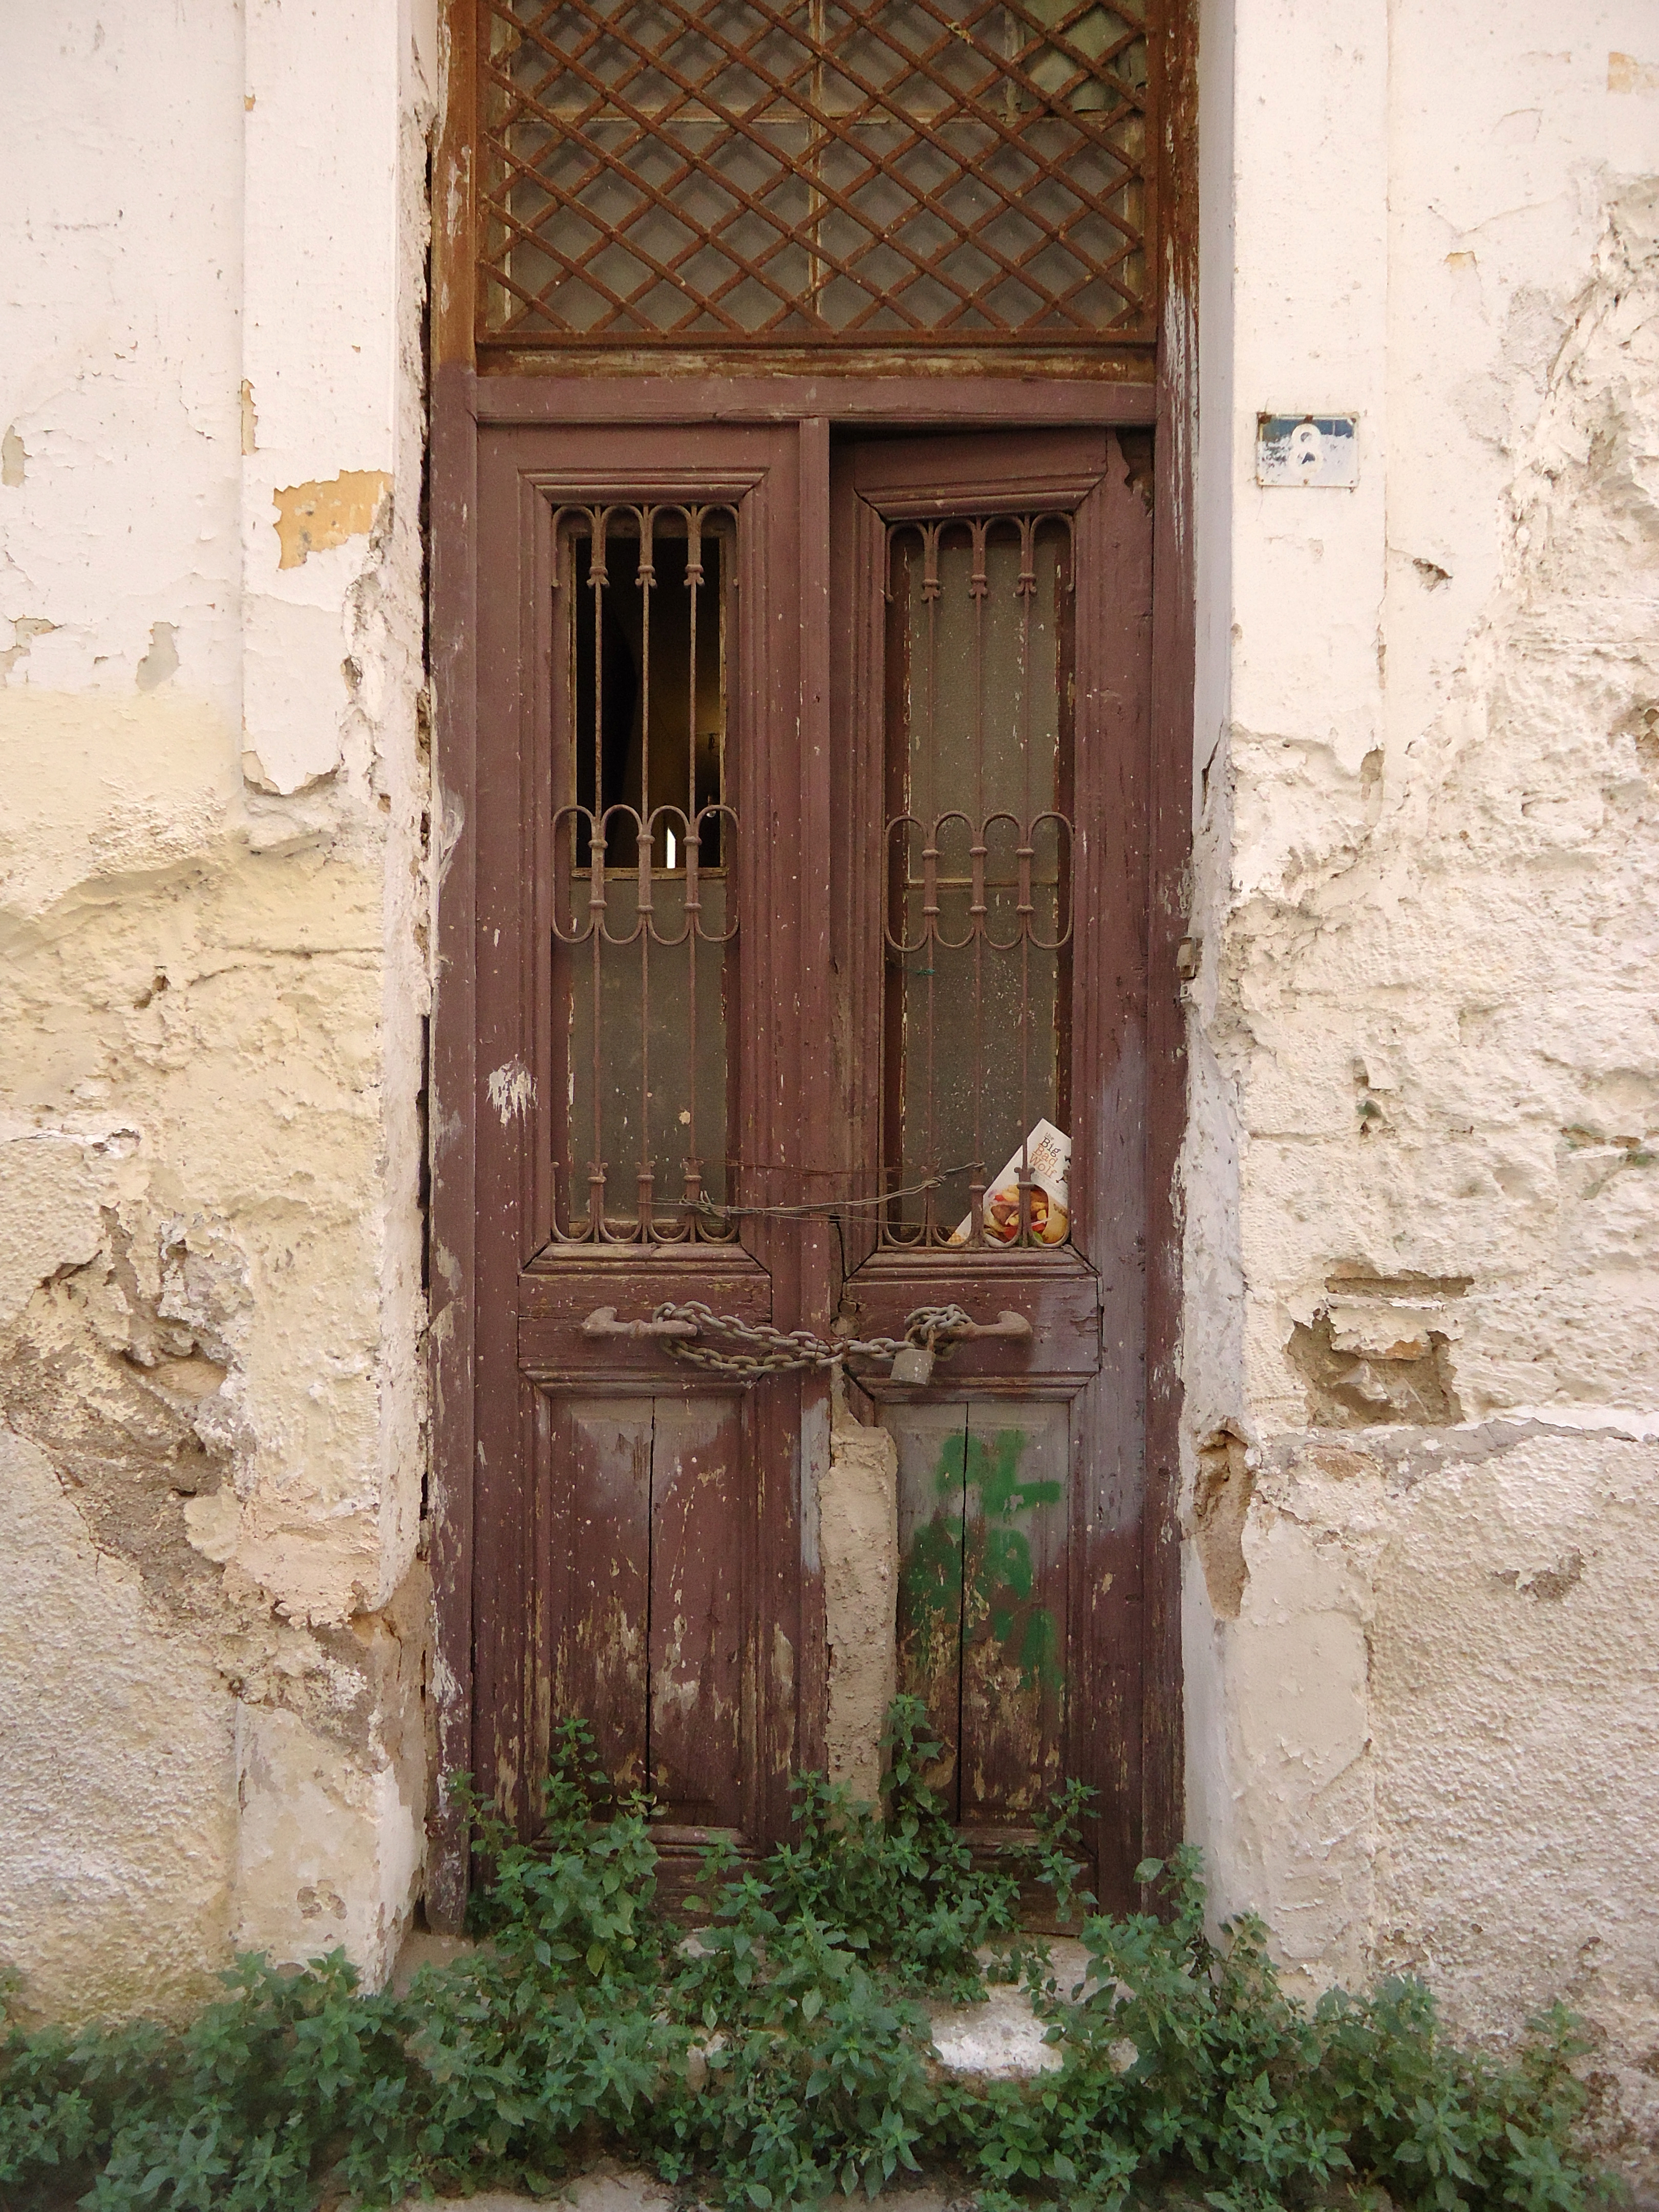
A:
888 1307 1032 1382
580 1306 700 1340
937 1309 1032 1342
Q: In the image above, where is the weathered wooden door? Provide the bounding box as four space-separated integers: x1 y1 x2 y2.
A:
830 430 1153 1909
468 420 826 1872
452 412 1157 1909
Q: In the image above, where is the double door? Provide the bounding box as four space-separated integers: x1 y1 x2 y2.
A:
453 413 1157 1909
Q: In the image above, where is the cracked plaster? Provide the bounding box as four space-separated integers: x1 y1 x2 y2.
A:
1186 0 1658 2178
0 0 438 2023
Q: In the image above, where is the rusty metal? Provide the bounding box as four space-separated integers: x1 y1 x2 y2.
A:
880 507 1074 1248
580 1305 701 1337
478 0 1151 351
550 500 741 1245
602 1297 1025 1379
940 1308 1031 1339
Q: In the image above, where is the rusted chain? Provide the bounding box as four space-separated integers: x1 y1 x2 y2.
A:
651 1300 972 1381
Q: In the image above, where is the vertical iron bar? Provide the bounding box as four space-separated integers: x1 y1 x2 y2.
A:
969 518 988 1248
637 508 654 1238
722 522 734 1229
590 509 608 1237
921 523 940 1244
1017 516 1037 1247
684 508 703 1234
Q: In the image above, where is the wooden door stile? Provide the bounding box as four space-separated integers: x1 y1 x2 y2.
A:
427 362 480 1933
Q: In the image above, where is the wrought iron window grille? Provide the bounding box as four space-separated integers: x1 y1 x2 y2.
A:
550 501 741 1244
879 506 1075 1249
479 0 1152 350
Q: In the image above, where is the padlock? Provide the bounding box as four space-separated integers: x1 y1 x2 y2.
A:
890 1343 934 1385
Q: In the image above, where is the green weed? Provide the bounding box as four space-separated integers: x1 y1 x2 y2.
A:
0 1705 1607 2212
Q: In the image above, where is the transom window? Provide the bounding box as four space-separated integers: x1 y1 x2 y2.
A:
478 0 1152 350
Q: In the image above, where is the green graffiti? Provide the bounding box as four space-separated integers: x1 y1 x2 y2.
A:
901 1426 1064 1692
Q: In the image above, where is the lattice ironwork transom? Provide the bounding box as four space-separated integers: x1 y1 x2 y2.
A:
479 0 1151 348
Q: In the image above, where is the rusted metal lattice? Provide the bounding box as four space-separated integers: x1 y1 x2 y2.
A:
479 0 1151 348
550 501 740 1243
881 508 1074 1247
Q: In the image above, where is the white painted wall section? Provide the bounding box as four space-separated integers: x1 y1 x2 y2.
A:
1186 0 1659 2173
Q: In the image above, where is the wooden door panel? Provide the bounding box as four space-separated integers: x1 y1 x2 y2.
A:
960 1400 1068 1826
888 1397 1070 1833
843 1254 1101 1386
543 1395 653 1796
841 430 1153 1902
648 1396 746 1828
890 1400 969 1808
470 419 815 1861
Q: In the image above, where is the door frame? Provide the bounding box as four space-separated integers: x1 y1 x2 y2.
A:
427 369 1192 1929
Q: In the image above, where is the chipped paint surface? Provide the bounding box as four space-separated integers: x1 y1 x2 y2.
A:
486 1057 537 1124
1187 0 1659 2178
273 470 394 569
0 1 437 2020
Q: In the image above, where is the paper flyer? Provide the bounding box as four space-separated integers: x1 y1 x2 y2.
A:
950 1118 1071 1246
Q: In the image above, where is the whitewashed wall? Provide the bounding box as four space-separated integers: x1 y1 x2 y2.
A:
1188 0 1659 2172
0 0 436 2019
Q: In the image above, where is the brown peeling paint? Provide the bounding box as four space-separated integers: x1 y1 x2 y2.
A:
272 470 391 568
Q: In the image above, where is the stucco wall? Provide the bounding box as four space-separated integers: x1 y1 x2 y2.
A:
0 0 436 2020
1186 0 1658 2173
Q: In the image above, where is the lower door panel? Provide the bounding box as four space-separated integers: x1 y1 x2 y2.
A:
884 1397 1070 1834
538 1391 747 1836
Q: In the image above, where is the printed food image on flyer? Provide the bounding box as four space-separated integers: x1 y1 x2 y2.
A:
950 1119 1071 1245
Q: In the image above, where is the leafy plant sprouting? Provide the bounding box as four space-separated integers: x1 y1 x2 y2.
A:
0 1707 1608 2212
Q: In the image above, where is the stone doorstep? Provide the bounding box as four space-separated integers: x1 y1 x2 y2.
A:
383 1933 1107 2209
925 1939 1099 2080
392 1931 1101 2086
395 2180 969 2212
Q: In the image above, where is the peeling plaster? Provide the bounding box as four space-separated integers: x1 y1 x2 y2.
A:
1 616 56 682
822 1378 899 1803
272 470 393 570
135 620 179 692
1185 11 1659 2171
0 0 436 2018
